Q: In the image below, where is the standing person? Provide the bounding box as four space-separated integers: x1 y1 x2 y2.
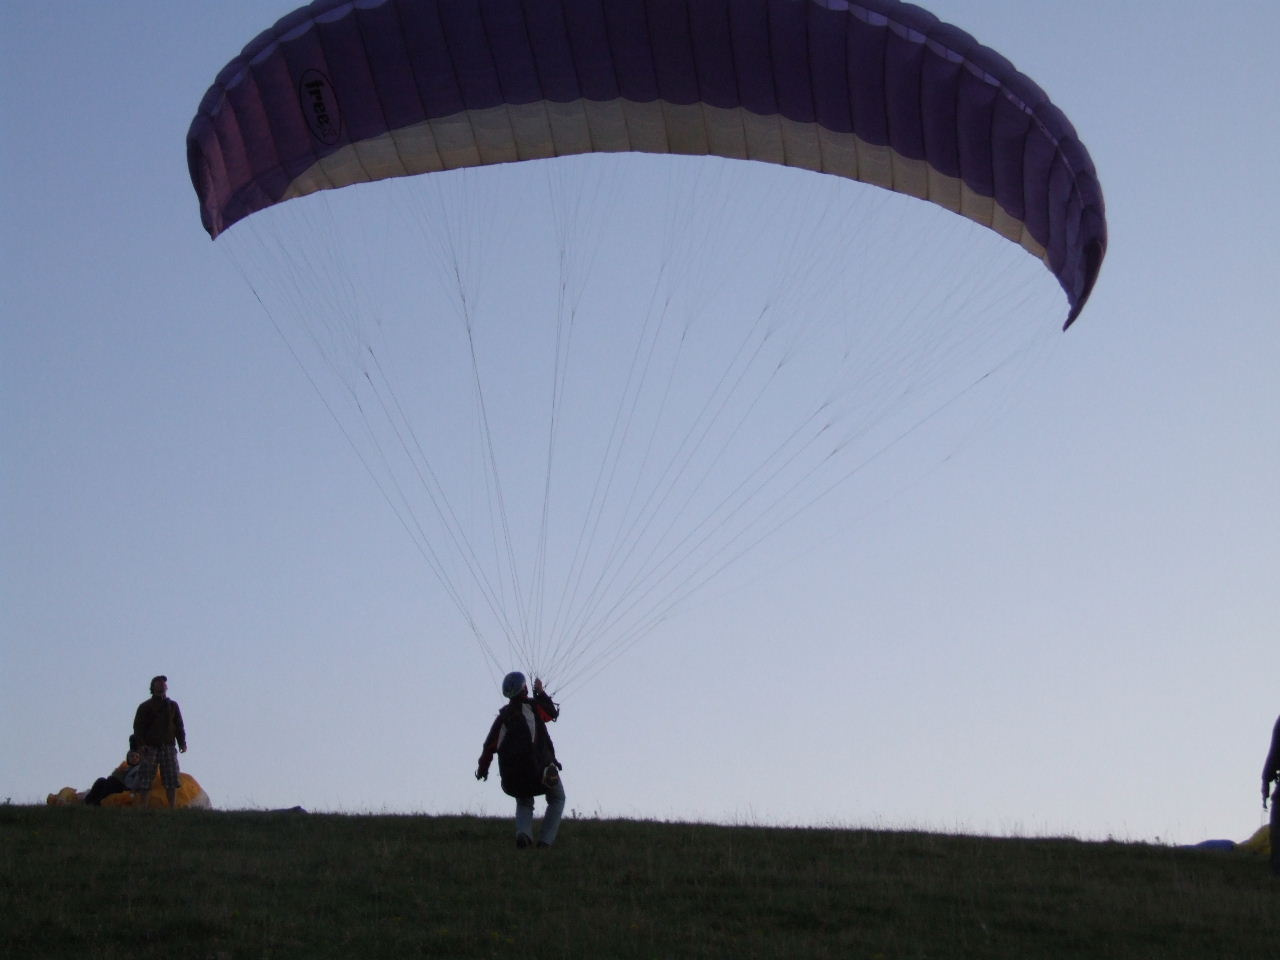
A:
475 672 565 848
1263 713 1280 876
132 675 187 808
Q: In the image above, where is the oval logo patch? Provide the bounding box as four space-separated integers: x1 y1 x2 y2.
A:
298 69 342 146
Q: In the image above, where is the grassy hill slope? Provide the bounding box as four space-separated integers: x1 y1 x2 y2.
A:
1 806 1274 958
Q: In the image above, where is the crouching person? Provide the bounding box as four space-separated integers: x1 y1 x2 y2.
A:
85 736 145 806
475 672 565 848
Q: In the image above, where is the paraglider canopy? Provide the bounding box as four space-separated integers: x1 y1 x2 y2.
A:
188 0 1105 326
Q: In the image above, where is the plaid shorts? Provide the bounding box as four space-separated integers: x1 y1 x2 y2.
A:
136 744 180 790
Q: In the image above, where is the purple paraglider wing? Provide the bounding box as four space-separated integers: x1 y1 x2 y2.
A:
187 0 1106 325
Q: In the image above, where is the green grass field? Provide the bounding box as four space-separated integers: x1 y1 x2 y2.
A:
1 805 1274 959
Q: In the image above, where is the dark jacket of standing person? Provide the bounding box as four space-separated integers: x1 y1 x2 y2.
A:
478 681 560 798
134 690 187 751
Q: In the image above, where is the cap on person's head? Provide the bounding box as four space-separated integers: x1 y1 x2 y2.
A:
501 671 527 698
150 675 167 691
129 734 141 751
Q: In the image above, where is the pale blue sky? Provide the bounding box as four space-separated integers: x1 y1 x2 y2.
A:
3 1 1276 845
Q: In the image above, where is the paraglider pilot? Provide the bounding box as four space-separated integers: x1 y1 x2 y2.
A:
1263 713 1280 876
476 673 565 848
132 675 187 808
